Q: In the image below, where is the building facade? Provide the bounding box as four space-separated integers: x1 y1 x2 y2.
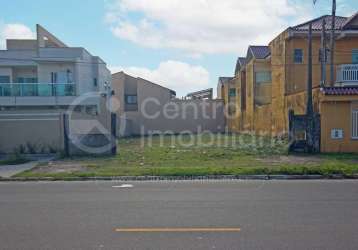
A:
218 12 358 152
0 25 113 154
113 71 225 136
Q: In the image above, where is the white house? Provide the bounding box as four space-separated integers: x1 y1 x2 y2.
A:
0 25 113 155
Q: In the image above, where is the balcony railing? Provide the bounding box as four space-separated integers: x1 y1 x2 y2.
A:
337 64 358 85
0 83 76 97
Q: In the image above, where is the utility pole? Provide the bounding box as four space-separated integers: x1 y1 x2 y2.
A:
306 23 314 153
320 18 327 87
330 0 336 86
307 23 314 116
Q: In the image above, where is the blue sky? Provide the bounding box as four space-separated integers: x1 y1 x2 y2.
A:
1 0 357 96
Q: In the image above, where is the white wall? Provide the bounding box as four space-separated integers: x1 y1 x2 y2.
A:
37 62 75 83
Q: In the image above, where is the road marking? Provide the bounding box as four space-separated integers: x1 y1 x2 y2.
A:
112 184 133 188
114 228 241 232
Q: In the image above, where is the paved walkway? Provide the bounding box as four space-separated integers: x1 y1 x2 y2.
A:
0 157 53 178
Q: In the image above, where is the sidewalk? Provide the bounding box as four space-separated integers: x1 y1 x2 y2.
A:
0 157 53 178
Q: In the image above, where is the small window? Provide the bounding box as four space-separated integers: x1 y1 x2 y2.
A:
255 72 272 83
352 110 358 139
229 88 236 97
294 49 303 64
352 49 358 64
93 78 98 87
125 95 138 104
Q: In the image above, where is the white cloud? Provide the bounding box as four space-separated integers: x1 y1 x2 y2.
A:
0 22 35 49
110 60 210 96
105 0 313 55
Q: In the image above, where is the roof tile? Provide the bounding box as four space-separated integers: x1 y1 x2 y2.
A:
249 46 270 59
321 87 358 96
292 15 348 31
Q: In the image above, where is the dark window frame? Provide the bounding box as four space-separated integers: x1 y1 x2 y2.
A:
125 95 138 105
229 88 236 97
294 49 303 64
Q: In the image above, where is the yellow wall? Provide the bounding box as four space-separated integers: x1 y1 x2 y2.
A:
285 36 358 94
320 97 358 153
270 32 287 136
269 31 358 136
254 104 272 136
227 77 241 132
225 28 358 149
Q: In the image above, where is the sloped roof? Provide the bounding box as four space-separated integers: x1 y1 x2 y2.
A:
237 57 247 66
246 46 270 62
291 15 348 31
218 77 233 85
235 57 247 75
250 46 270 59
321 87 358 95
342 12 358 29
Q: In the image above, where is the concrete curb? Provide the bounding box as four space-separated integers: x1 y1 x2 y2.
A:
1 174 358 182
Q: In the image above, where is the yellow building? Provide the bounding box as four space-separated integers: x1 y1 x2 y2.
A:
219 12 358 152
218 46 272 135
270 14 358 137
217 76 235 131
320 87 358 153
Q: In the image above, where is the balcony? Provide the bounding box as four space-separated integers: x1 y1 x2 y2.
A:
337 64 358 86
0 83 77 107
0 83 76 97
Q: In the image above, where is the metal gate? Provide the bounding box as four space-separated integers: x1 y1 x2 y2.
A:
288 110 321 153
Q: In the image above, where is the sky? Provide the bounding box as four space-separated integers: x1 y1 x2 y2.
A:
0 0 357 97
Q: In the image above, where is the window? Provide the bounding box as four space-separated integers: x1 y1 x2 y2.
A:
352 49 358 64
255 72 272 83
294 49 303 63
352 110 358 139
93 78 98 87
0 75 10 83
125 95 138 104
229 88 236 97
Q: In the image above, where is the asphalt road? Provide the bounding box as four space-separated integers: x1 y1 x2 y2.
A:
1 180 358 250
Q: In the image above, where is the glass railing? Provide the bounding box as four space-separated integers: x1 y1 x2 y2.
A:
0 83 76 97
